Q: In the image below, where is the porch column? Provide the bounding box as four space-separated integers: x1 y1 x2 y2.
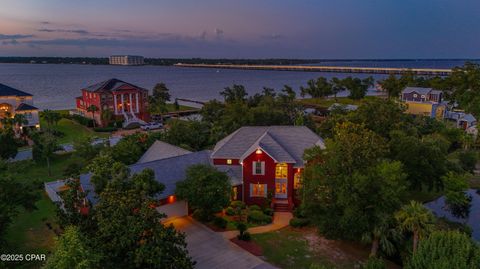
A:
113 94 118 115
121 94 124 112
136 93 139 113
129 93 133 113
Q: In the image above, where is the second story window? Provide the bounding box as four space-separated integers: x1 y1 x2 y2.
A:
253 161 265 175
275 163 288 178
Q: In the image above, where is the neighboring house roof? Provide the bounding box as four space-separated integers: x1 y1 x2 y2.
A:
80 150 213 204
328 103 358 111
402 87 442 96
0 83 33 97
16 103 38 111
211 126 324 167
215 165 243 186
460 114 476 124
445 111 477 124
83 78 148 93
137 141 192 163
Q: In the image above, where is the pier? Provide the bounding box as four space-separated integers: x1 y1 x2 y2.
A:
174 63 453 76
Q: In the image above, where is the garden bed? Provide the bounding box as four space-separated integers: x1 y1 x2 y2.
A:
230 238 263 256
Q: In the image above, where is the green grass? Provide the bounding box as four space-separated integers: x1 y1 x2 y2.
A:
40 117 109 144
405 189 444 203
296 96 379 108
252 228 336 269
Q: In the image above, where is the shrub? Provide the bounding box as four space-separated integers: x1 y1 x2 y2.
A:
236 222 250 241
263 207 274 216
93 127 118 132
247 210 272 224
362 257 386 269
289 217 310 228
225 207 235 216
248 205 261 211
230 201 246 209
293 207 306 218
68 114 94 127
213 216 228 229
458 150 477 172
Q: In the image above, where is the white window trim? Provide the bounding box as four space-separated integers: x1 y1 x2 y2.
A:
252 161 265 175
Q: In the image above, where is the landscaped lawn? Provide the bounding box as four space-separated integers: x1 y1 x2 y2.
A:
40 116 109 144
3 153 84 268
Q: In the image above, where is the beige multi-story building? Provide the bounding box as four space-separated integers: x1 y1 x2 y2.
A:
0 83 40 129
109 55 145 66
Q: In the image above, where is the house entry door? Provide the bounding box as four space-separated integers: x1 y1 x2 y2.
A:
275 178 287 199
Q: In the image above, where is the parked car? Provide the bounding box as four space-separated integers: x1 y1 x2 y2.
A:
141 122 163 131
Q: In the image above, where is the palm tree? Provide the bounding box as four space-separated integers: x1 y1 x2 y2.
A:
362 217 402 257
395 201 434 253
86 105 99 128
41 109 61 131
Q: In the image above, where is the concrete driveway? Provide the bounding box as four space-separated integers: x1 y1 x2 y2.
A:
166 217 277 269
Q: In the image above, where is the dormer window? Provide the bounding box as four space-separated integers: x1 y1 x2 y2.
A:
413 94 418 98
421 95 426 98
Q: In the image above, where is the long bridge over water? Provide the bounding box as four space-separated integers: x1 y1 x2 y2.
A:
174 63 452 76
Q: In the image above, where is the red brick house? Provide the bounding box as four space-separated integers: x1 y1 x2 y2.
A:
211 126 325 211
75 78 149 126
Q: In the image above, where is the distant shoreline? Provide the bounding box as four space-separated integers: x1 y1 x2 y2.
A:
0 57 479 66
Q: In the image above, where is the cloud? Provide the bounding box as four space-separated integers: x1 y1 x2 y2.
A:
37 28 90 35
0 34 34 40
2 39 20 45
261 33 284 40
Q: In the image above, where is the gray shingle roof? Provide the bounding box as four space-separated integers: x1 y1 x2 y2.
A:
16 103 38 111
80 150 213 204
211 126 324 167
0 83 33 97
402 87 433 95
215 165 243 186
83 78 148 93
137 141 191 163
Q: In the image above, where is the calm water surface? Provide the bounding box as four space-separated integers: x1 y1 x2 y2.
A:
425 189 480 241
0 60 477 110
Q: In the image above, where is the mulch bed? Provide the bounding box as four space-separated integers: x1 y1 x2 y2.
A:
230 238 263 256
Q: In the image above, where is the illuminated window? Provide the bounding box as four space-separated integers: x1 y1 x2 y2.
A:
227 159 232 164
294 173 302 189
253 161 264 175
250 183 267 197
275 182 287 194
413 94 418 98
275 163 288 178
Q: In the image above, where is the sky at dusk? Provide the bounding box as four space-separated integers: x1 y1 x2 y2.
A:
0 0 479 59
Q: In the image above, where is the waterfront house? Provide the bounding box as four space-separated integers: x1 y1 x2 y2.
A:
400 87 446 119
0 83 40 130
75 78 149 127
211 126 325 211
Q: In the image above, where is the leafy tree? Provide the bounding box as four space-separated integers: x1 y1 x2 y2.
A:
458 150 478 172
44 226 99 269
87 153 129 193
151 82 171 103
55 179 91 229
300 77 332 98
405 230 480 269
303 123 403 241
342 76 374 100
73 136 104 161
164 120 212 151
379 74 403 99
41 109 61 130
86 105 99 128
93 175 192 268
395 201 435 253
200 99 225 124
32 132 59 176
447 62 480 117
363 257 387 269
109 133 149 164
0 176 38 244
442 172 471 218
176 164 231 220
0 128 18 160
220 84 248 104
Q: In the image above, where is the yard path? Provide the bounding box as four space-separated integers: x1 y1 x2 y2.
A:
166 217 277 269
221 212 293 240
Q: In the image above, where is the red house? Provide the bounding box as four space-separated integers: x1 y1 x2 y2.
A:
211 126 325 211
75 78 149 126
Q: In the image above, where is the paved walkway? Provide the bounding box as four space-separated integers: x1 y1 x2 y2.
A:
166 217 277 269
221 212 293 239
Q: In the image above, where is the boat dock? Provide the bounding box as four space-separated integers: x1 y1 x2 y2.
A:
174 63 452 76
